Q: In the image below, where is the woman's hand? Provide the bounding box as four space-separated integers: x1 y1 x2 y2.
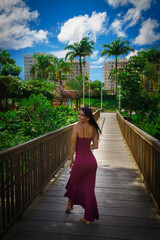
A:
70 160 74 169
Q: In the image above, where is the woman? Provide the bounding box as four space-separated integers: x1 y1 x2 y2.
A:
64 107 101 225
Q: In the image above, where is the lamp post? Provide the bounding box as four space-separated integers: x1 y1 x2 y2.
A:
83 55 86 107
118 80 121 112
89 78 90 108
101 67 104 110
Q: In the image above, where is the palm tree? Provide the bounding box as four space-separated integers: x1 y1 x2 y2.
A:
65 36 95 75
30 54 55 80
48 58 72 86
109 68 116 94
101 37 134 92
66 74 89 109
66 74 83 109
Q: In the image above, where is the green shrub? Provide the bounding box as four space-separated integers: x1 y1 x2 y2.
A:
0 94 78 151
134 112 160 140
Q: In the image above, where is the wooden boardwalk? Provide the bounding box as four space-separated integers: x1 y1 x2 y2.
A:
2 113 160 240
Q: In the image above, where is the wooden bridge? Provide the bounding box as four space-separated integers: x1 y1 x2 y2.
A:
1 112 160 240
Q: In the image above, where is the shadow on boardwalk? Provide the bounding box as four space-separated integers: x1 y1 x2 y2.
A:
2 113 160 240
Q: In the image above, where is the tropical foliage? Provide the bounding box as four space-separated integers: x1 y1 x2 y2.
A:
90 80 103 91
30 53 55 80
118 46 160 140
0 94 78 151
65 74 89 109
0 48 16 65
65 36 95 75
47 58 73 85
21 78 57 99
101 37 134 92
1 63 22 76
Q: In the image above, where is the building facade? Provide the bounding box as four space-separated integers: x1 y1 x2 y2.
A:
24 54 90 82
24 52 55 80
104 58 128 92
24 54 37 80
67 59 90 80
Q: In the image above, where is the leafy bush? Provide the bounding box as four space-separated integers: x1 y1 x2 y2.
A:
20 79 57 99
1 63 22 76
132 112 160 141
0 94 78 151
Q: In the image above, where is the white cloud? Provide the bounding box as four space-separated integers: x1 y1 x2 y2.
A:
106 0 153 10
133 18 160 45
91 50 99 59
126 50 138 59
106 0 130 7
123 7 141 29
0 0 48 50
58 11 107 44
90 65 104 69
110 19 127 37
50 50 70 58
107 0 154 37
91 56 105 64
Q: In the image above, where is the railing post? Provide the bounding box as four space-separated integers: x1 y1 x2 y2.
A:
0 110 100 235
116 110 160 213
15 155 21 215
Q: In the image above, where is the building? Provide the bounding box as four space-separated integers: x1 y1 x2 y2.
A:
104 58 128 92
24 54 37 80
67 59 90 80
24 52 55 80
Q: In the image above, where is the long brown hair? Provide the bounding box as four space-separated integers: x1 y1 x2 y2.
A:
80 107 101 135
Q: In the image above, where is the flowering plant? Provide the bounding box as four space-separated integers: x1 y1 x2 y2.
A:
53 86 78 100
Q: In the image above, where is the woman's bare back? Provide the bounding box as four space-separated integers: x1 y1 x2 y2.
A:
76 123 95 138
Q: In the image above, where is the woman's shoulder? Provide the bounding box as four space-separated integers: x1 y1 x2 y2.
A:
73 123 81 130
74 122 80 127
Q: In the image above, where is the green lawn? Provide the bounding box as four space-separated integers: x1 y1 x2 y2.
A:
72 98 118 112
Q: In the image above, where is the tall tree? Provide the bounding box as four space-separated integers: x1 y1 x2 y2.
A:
101 37 134 92
0 49 15 65
65 74 84 109
47 58 72 86
30 54 55 80
65 36 95 75
109 68 116 94
128 47 160 92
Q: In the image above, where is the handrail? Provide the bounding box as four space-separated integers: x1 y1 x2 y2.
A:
116 110 160 212
0 109 100 235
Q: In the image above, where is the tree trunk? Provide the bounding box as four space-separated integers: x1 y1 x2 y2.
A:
76 98 78 109
5 98 8 111
59 71 62 86
0 97 3 112
79 57 82 75
115 55 118 94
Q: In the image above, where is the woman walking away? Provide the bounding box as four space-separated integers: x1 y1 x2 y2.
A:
64 107 101 225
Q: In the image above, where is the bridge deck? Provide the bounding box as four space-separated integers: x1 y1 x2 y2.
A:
2 113 160 240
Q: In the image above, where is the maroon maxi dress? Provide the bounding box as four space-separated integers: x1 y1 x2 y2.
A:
64 129 99 222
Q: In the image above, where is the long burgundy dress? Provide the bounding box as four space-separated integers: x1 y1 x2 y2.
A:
64 128 99 222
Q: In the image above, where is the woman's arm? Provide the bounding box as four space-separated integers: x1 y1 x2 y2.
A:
90 129 98 150
70 124 78 168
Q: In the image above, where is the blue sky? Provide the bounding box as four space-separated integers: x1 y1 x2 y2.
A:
0 0 160 81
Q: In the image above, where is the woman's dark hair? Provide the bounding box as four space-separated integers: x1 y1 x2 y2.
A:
80 107 101 135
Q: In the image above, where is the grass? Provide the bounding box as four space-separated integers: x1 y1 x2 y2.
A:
72 97 118 112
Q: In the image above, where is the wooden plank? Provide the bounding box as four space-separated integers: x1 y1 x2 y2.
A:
2 113 160 240
3 230 115 240
22 209 160 229
6 219 160 240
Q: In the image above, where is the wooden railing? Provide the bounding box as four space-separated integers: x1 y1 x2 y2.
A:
116 110 160 212
0 109 100 235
